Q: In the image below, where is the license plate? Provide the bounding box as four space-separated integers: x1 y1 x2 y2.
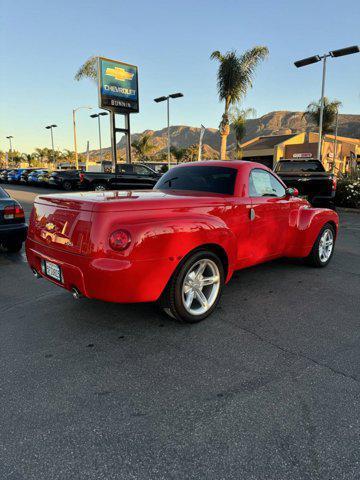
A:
44 261 62 282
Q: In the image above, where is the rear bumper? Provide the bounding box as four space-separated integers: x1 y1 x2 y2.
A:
0 223 27 243
25 238 176 303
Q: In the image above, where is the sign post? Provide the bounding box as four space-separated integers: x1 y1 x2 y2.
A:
97 57 139 171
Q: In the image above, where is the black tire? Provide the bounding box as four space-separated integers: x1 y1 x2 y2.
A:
4 240 23 253
62 180 73 191
93 182 107 192
306 223 335 268
160 250 225 323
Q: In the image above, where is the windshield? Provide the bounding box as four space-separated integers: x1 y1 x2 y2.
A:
0 187 9 198
277 161 325 173
155 166 237 195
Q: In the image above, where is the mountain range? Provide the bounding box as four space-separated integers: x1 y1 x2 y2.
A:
88 110 360 159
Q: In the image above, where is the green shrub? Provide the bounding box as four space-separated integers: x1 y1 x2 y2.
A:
335 180 360 209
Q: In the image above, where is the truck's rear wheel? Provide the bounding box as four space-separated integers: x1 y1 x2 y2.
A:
62 181 72 191
161 250 224 323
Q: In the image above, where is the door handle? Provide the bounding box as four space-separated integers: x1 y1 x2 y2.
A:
249 208 255 221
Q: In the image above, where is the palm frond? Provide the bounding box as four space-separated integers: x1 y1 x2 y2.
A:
304 97 342 134
74 56 98 82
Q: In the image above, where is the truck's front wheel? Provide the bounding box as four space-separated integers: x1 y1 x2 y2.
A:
161 250 224 323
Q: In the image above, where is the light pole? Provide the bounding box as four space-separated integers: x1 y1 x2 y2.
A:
73 106 92 169
294 45 359 161
90 112 108 163
6 136 13 164
45 124 57 163
154 93 184 170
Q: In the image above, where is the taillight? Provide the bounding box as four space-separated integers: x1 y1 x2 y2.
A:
109 229 131 251
332 176 337 191
79 173 84 182
3 205 25 220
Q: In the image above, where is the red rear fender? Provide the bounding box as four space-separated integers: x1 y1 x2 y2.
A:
286 206 339 257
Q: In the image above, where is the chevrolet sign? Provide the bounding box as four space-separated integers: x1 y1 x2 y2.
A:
98 57 139 113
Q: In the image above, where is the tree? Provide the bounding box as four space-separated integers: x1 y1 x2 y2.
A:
62 149 76 164
74 56 98 82
303 97 342 134
131 134 155 161
230 107 257 159
210 47 269 160
184 145 198 162
170 146 187 163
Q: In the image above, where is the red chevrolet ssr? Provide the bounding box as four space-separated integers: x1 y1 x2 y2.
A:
26 161 339 323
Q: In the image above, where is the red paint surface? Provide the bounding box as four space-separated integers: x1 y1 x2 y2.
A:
26 161 339 303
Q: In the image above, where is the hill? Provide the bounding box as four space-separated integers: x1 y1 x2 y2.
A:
88 110 360 159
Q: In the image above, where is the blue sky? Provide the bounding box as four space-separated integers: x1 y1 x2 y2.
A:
0 0 359 153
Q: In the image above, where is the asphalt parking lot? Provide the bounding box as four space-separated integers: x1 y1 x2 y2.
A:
1 184 360 480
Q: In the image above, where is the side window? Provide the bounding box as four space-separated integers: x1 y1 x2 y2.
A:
118 165 133 174
249 169 286 197
134 165 151 176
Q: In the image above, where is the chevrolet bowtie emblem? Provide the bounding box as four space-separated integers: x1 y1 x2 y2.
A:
105 67 134 81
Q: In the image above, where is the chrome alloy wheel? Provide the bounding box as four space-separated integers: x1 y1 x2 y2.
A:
94 184 106 192
182 259 220 316
319 228 334 263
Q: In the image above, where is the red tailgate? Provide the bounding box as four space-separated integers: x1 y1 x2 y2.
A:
28 197 93 255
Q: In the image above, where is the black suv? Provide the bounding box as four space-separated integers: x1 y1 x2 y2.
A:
48 170 82 191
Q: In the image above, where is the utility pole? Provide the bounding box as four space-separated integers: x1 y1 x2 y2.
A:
73 106 92 169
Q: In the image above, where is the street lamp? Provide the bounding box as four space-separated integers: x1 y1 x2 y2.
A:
45 124 57 163
90 112 108 163
154 92 184 170
294 45 359 161
6 136 13 164
73 106 92 169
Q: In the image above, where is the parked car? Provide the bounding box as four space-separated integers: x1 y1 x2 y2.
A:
26 161 338 323
20 168 38 184
274 159 337 208
27 169 49 186
37 170 51 186
48 170 81 191
0 169 12 183
7 169 21 183
79 163 161 191
0 186 27 252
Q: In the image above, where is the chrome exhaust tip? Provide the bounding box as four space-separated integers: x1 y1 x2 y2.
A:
72 287 82 300
32 268 41 279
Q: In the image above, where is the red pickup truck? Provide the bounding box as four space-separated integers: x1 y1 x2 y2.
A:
26 161 338 323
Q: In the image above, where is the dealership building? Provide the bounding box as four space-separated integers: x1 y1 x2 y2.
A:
240 132 360 173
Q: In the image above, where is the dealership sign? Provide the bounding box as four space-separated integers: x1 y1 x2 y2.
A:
98 57 139 113
293 153 313 158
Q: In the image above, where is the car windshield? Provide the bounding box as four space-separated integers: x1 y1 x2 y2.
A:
0 187 9 198
277 161 325 173
156 166 237 195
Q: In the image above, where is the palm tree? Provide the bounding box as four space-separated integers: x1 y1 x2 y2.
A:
303 97 342 134
62 149 76 164
170 146 187 163
74 56 98 82
210 47 269 159
131 134 155 162
230 107 257 159
184 145 199 162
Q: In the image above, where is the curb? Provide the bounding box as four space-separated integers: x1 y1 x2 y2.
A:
337 207 360 214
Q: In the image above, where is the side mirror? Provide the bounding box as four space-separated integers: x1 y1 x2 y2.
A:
285 187 299 197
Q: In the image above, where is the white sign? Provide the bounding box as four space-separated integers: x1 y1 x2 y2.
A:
293 153 313 158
